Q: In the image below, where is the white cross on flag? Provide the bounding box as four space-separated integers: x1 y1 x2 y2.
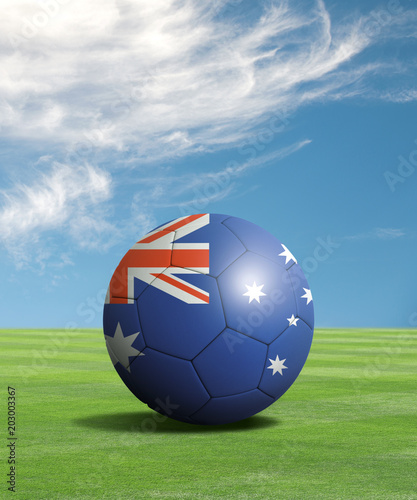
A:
106 214 210 305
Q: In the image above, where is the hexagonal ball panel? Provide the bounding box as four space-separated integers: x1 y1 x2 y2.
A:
258 320 313 399
137 274 225 359
217 251 297 344
193 328 267 397
129 347 210 419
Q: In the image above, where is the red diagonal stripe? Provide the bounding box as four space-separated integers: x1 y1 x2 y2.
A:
109 296 128 304
109 249 170 300
109 266 128 300
151 272 209 303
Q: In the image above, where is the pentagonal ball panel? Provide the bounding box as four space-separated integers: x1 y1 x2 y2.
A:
129 347 210 418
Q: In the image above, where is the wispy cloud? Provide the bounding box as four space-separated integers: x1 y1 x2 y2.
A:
129 139 310 211
0 0 416 267
373 89 417 103
1 0 415 161
344 228 406 241
0 163 112 266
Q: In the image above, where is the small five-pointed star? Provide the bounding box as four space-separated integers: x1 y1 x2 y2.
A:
279 244 297 265
105 322 144 373
287 314 299 326
243 281 266 303
301 288 313 304
267 354 288 376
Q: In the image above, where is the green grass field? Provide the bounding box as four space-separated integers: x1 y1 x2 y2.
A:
1 328 416 500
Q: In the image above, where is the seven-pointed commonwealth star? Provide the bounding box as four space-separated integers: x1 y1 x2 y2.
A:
105 322 144 373
267 355 288 376
243 282 266 303
287 314 299 326
301 288 313 304
279 244 297 265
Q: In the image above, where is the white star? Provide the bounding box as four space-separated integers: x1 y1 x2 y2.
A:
243 282 266 303
267 355 288 376
287 314 299 327
105 322 144 373
279 244 297 265
301 288 313 305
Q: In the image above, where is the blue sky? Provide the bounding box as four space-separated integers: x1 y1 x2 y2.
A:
0 0 416 328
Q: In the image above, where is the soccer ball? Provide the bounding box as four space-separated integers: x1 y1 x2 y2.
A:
103 214 314 425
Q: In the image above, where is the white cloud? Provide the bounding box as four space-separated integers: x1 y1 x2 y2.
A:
0 0 415 160
344 228 406 241
374 89 417 103
373 228 406 240
0 162 112 266
0 1 416 267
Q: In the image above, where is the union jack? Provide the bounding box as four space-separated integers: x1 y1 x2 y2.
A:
106 214 210 305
